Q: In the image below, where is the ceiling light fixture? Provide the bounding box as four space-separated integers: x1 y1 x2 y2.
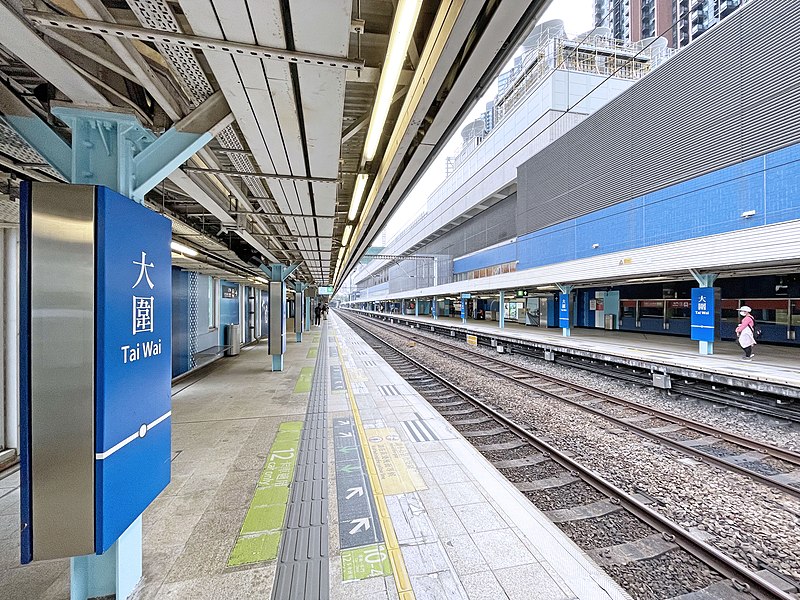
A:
342 224 353 247
362 0 423 161
348 173 369 221
171 241 198 257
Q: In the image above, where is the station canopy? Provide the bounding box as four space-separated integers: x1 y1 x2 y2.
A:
0 0 547 288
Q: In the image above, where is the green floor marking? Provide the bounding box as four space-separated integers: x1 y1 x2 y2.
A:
341 544 393 581
228 421 303 566
306 346 318 359
294 366 314 393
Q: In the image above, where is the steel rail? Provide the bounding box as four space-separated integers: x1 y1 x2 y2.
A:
341 313 794 600
347 312 800 500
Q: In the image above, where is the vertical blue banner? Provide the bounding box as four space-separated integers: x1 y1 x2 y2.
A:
95 187 172 553
691 287 715 342
559 293 570 328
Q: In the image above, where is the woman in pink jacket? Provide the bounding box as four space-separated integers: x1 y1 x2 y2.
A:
735 305 756 361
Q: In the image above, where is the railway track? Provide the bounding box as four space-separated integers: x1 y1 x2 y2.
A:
344 311 800 501
354 310 798 420
339 312 797 600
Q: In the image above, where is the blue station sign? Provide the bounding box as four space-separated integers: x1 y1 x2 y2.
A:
690 287 715 342
95 187 172 552
559 293 570 328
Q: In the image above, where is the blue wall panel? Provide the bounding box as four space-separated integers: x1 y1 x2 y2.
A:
452 143 800 274
219 281 240 346
574 199 644 258
766 154 800 225
171 267 189 378
453 243 517 274
516 222 575 272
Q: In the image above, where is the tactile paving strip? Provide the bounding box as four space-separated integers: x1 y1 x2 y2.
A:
271 324 330 600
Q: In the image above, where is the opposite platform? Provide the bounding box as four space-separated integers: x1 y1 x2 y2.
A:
345 309 800 399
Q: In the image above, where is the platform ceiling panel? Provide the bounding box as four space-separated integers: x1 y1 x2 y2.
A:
3 0 541 288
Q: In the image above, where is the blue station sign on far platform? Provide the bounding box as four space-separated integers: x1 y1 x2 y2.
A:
690 287 715 342
559 293 570 328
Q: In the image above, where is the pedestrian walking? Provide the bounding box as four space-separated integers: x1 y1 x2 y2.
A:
735 305 756 361
314 303 322 326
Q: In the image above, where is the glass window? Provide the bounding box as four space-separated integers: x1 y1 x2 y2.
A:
747 300 789 325
666 299 691 319
639 300 664 318
622 300 636 319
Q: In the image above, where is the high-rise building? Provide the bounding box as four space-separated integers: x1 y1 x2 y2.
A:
594 0 745 49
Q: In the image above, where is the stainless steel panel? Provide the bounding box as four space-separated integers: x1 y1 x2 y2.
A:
294 292 303 334
30 182 95 559
269 282 285 355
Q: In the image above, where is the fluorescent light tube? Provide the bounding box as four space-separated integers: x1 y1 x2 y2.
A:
348 173 369 221
171 241 198 257
342 224 353 247
362 0 423 161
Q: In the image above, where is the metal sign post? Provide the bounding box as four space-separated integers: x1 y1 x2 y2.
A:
262 263 299 371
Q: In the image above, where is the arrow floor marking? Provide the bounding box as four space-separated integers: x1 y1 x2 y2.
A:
346 486 364 499
349 517 371 534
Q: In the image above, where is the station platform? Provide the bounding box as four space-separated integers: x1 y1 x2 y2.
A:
345 309 800 400
1 314 630 600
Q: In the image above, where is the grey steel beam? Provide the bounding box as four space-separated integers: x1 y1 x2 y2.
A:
341 86 408 145
68 0 185 121
182 166 338 184
228 210 335 219
0 3 106 105
25 11 364 71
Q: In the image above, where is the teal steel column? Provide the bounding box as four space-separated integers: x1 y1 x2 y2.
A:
432 296 438 320
415 298 419 317
499 291 505 329
461 293 468 324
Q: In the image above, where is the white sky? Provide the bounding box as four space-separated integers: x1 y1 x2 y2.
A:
378 0 594 242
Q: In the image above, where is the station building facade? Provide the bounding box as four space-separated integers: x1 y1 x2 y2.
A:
345 0 800 346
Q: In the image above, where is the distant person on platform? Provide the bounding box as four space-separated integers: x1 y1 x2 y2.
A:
735 305 756 361
322 304 329 320
314 303 322 326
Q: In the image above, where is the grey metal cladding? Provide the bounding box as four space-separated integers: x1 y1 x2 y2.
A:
516 0 800 235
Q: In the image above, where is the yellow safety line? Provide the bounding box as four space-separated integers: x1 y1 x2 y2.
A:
335 336 415 600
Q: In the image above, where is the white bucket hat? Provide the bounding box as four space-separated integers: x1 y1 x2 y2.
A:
739 305 752 313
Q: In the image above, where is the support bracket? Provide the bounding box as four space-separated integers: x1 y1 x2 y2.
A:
556 283 574 294
43 94 229 202
260 263 301 282
689 269 719 288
